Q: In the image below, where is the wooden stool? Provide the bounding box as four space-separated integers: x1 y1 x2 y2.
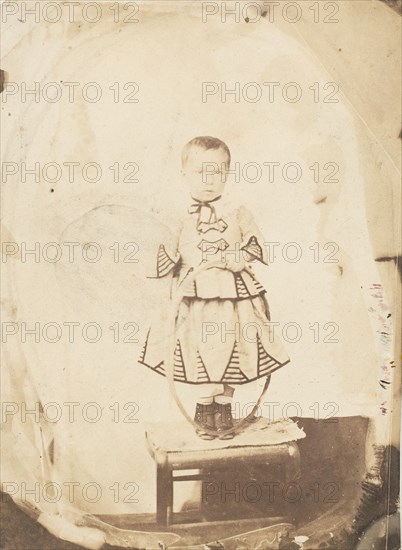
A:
145 419 302 526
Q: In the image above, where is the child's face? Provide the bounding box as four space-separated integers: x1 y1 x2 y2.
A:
182 146 229 202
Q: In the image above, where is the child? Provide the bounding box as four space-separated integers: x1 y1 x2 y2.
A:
139 136 290 440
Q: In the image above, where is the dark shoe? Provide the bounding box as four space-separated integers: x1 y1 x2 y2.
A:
214 403 235 440
194 403 216 440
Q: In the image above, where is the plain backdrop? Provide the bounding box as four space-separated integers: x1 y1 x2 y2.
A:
1 0 400 517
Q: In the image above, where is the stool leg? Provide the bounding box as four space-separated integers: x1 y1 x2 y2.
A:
156 463 173 526
167 472 173 525
286 442 301 484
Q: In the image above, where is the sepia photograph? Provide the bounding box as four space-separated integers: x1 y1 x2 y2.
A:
1 1 401 549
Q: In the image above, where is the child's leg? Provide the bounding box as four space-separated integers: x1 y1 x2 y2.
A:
197 383 225 404
194 385 236 440
214 384 235 404
194 384 223 440
213 385 235 439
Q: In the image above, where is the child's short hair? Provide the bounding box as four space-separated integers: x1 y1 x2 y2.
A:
182 136 231 167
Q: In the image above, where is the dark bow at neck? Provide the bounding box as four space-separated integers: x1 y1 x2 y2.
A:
188 195 227 233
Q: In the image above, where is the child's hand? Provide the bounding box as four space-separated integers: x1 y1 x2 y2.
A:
224 257 247 272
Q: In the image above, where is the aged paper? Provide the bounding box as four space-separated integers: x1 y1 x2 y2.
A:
1 1 400 549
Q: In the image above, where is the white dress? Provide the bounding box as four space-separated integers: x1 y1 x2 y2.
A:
138 196 290 384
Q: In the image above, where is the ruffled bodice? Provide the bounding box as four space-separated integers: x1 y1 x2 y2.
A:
149 197 269 300
140 197 290 384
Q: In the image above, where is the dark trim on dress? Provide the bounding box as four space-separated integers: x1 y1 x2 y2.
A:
138 358 290 385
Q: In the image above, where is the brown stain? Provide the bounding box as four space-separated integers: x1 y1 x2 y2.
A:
1 299 18 318
0 223 21 260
